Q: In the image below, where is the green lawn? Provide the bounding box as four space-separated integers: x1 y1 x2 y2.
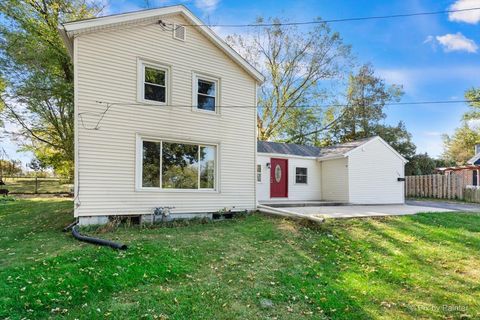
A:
2 177 73 194
1 199 479 319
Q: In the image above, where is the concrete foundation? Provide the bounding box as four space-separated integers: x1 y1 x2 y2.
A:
141 212 213 224
78 213 213 225
78 216 109 226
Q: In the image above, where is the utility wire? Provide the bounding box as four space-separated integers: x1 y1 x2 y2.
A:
175 7 480 28
85 99 480 109
78 99 480 130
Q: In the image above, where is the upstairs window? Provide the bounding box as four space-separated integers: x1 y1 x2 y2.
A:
138 59 169 104
194 74 218 112
295 167 307 184
144 66 166 103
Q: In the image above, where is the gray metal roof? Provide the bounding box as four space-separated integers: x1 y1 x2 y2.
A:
257 136 377 158
317 136 377 158
257 141 321 157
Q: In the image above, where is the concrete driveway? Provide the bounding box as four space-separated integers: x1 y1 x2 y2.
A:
406 199 480 212
282 204 455 219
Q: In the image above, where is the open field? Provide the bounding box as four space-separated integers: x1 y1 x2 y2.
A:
1 177 73 194
0 198 479 319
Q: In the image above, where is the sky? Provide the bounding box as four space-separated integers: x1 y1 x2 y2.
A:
2 0 480 164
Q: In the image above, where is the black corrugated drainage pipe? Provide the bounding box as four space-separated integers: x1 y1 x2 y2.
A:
71 225 128 250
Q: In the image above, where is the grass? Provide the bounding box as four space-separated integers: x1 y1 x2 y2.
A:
2 177 73 194
1 199 479 319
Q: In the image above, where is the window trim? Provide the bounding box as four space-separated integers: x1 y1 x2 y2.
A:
257 164 262 183
192 72 220 114
295 167 308 184
137 58 171 106
135 134 219 193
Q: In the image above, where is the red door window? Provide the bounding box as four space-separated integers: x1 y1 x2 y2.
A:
270 158 288 198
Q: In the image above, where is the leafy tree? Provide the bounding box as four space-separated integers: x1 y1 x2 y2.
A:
323 64 414 158
443 122 480 165
0 0 103 180
329 64 404 142
374 121 416 159
442 88 480 164
278 107 319 145
405 153 436 176
462 88 480 120
0 159 23 177
226 17 352 141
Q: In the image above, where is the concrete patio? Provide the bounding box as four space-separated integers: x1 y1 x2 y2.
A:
284 204 454 219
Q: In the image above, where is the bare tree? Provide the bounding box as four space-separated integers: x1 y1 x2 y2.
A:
226 17 352 140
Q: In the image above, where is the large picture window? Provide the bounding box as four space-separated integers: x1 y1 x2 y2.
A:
141 139 216 190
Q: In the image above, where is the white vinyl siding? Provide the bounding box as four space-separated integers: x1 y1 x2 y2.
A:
256 154 321 201
348 138 405 204
74 14 257 217
320 158 349 202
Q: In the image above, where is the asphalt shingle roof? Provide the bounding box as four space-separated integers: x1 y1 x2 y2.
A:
257 141 321 157
257 136 377 158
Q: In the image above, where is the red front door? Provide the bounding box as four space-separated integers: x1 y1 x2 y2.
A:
270 158 288 198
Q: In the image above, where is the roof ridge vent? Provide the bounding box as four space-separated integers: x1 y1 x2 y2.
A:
173 24 186 41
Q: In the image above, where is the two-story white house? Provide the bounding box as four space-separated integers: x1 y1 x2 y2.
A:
60 5 264 225
60 5 407 225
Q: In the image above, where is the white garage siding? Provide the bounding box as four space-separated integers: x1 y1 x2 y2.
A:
73 14 257 217
257 154 322 201
320 158 349 202
347 138 405 204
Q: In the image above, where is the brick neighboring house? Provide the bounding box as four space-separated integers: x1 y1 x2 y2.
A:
436 144 480 187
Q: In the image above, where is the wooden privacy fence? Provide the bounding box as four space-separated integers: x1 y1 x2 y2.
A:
463 188 480 203
405 174 464 200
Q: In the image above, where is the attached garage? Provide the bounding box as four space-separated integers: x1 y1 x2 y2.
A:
257 136 407 205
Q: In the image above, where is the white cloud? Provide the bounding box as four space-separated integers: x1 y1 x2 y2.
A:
436 33 478 53
467 119 480 128
194 0 220 14
449 0 480 24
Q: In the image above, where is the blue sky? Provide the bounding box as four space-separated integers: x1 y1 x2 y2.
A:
3 0 480 164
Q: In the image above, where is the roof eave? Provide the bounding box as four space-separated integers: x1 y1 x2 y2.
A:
58 26 73 58
59 5 265 83
344 136 408 163
316 154 346 161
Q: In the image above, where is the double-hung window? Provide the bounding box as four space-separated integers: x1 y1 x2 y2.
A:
138 60 169 104
295 167 307 184
194 74 218 112
140 138 216 190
